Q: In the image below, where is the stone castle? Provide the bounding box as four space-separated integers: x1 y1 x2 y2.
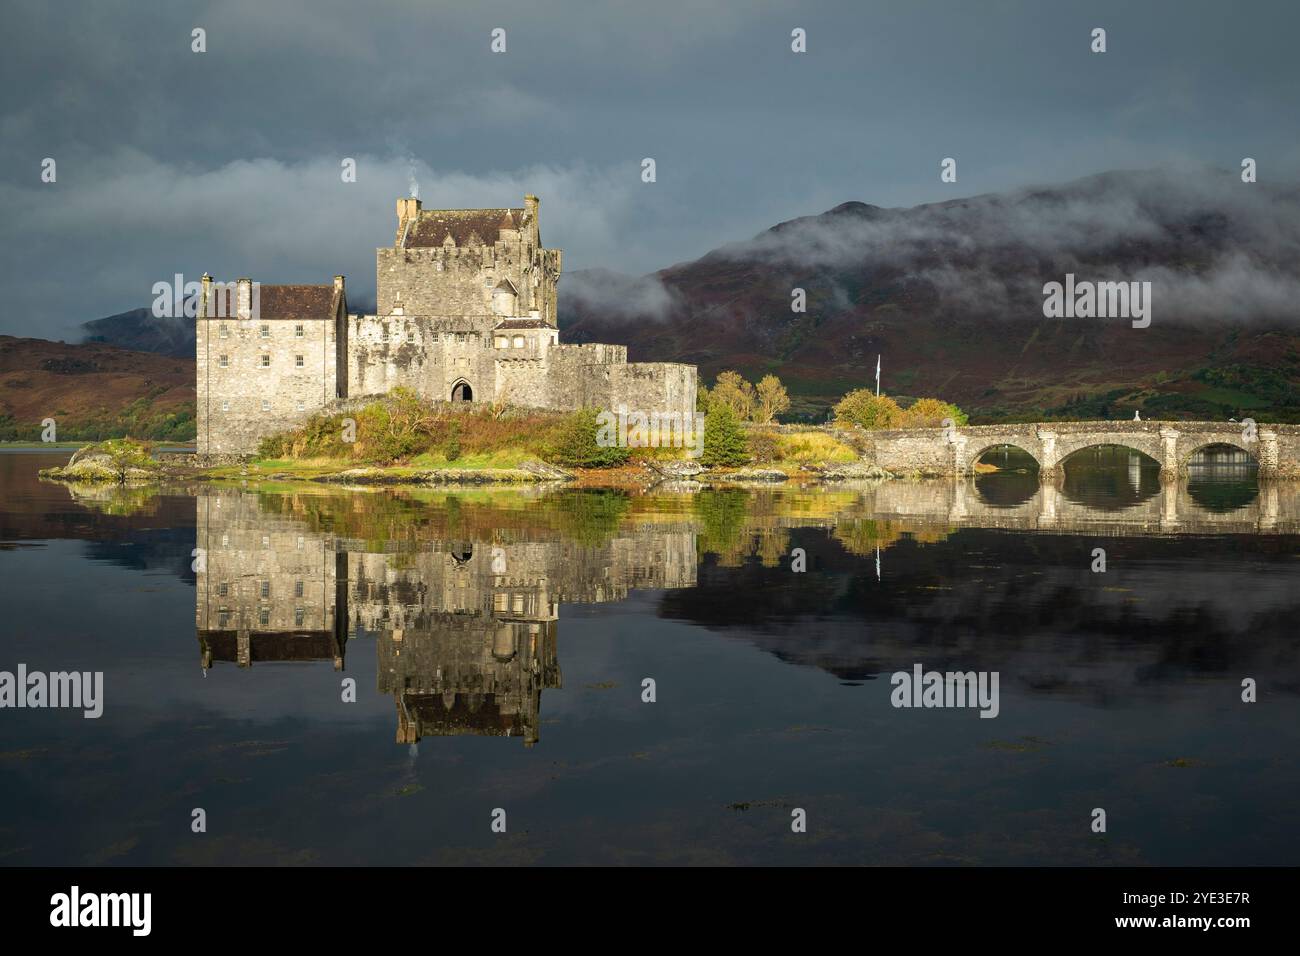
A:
196 194 697 454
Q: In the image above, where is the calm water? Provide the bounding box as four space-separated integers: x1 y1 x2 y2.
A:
1 447 1297 866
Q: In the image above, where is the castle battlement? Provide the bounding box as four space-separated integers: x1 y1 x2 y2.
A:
195 194 696 454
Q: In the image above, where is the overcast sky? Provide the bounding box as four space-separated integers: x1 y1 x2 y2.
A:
1 0 1297 340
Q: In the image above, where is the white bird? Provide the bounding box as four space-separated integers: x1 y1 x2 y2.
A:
1133 410 1141 421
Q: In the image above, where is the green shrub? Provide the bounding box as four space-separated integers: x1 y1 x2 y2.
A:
702 404 749 467
444 421 462 462
547 408 631 468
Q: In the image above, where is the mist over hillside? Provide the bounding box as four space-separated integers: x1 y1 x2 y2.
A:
560 169 1300 422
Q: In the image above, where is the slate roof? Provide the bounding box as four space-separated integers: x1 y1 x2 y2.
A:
405 208 523 248
258 285 340 321
201 283 342 321
494 318 552 330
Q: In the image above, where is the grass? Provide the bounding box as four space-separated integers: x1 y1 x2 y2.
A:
772 431 857 466
408 448 534 469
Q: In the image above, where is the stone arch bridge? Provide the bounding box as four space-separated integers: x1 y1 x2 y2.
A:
853 420 1300 481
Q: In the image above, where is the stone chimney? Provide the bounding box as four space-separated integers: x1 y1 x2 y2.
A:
237 277 252 321
201 273 212 318
524 193 539 225
396 197 421 244
333 274 345 293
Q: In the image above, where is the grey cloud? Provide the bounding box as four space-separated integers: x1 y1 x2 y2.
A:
2 0 1298 337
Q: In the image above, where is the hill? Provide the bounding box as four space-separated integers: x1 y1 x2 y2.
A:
80 307 195 357
560 168 1300 422
0 336 195 441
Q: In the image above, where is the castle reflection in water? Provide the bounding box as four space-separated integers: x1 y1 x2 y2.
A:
194 490 696 746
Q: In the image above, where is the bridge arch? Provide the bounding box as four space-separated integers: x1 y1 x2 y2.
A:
967 442 1041 471
1180 439 1258 469
1054 436 1164 469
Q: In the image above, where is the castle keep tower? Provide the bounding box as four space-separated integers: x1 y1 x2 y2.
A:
379 194 560 322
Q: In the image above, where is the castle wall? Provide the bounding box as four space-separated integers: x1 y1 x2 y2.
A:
196 313 338 455
605 362 698 420
347 314 497 402
376 241 559 324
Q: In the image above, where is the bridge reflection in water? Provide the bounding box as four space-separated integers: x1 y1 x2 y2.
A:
193 472 1297 745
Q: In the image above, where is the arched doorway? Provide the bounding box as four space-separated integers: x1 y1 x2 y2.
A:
451 380 473 402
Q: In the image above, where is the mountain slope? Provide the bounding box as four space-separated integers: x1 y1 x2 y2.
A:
80 307 195 357
560 169 1300 422
0 336 195 441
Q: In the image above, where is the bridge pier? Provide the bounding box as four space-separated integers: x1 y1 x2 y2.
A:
1158 426 1181 483
1259 430 1280 480
1036 428 1061 483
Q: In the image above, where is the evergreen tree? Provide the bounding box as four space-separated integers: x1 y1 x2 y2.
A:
702 404 749 466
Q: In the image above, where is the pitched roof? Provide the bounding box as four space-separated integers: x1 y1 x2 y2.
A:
259 285 339 321
494 318 551 330
405 208 523 248
201 283 341 321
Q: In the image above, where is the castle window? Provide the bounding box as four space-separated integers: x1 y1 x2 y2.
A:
495 336 507 349
217 583 228 597
295 354 304 368
295 580 304 598
260 354 270 368
295 608 305 627
218 611 229 628
261 581 270 598
456 333 466 344
296 400 305 411
295 324 304 337
219 323 228 339
219 354 229 368
512 335 525 348
260 324 270 338
259 608 270 626
221 399 229 412
261 399 271 411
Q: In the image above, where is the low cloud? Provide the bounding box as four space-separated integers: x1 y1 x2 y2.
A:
560 268 681 322
717 168 1300 324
